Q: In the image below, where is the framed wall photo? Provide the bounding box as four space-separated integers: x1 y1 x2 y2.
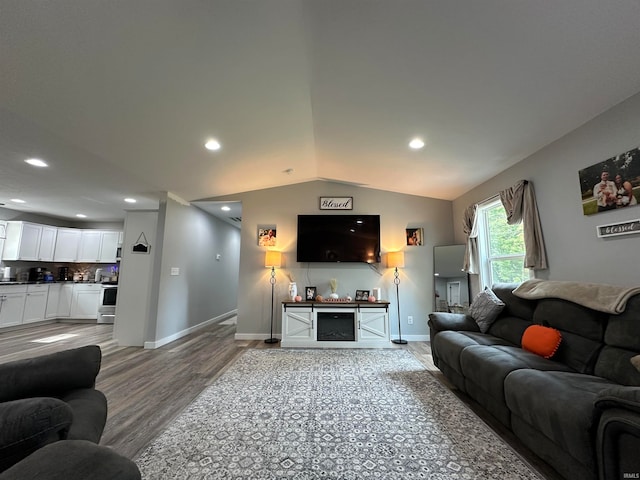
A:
305 286 317 301
258 225 277 246
578 146 640 215
355 289 370 301
406 228 424 246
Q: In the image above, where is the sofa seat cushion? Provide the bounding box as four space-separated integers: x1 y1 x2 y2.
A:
432 331 512 376
505 370 616 468
60 389 107 443
460 345 574 404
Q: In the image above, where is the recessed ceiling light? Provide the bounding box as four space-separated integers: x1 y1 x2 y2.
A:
221 206 231 211
409 138 425 150
76 214 87 218
124 198 137 203
25 158 48 167
205 139 221 151
11 198 26 203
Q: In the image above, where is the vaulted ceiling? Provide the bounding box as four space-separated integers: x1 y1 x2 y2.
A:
2 1 640 221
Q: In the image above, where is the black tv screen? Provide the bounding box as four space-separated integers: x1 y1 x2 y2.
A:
297 215 381 263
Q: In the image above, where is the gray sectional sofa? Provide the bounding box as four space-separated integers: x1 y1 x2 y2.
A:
0 345 140 479
428 281 640 480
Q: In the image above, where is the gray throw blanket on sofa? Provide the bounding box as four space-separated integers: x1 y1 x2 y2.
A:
513 279 640 314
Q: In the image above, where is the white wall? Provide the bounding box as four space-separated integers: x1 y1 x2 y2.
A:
113 196 241 348
453 91 640 288
152 196 240 344
213 181 455 341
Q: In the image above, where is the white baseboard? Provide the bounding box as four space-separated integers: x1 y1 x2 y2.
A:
234 333 281 341
144 309 238 349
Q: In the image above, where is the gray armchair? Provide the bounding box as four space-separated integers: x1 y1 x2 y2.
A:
0 345 140 479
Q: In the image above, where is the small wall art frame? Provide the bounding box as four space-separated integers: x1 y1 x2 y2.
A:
406 228 424 246
596 218 640 238
258 225 277 246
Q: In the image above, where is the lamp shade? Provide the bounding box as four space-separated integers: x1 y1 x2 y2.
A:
387 251 405 269
264 250 282 268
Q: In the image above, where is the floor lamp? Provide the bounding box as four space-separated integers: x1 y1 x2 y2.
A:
387 251 407 345
264 250 282 344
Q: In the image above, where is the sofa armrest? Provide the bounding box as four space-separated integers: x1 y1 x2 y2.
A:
0 440 141 480
0 346 102 402
0 398 73 473
597 408 640 480
428 312 479 333
595 385 640 415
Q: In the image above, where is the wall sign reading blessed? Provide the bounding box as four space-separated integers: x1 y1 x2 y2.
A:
319 197 353 210
596 218 640 238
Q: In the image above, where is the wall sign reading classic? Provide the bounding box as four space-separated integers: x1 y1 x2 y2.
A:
319 197 353 210
596 219 640 238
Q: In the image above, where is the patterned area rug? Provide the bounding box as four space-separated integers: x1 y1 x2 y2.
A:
136 349 543 479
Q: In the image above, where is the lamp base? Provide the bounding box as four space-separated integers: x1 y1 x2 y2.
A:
264 338 280 344
392 339 408 345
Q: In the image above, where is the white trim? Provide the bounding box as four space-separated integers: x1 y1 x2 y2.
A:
234 333 281 341
144 309 237 349
234 333 430 342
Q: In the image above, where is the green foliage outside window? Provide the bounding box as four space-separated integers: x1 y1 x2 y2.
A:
486 205 528 284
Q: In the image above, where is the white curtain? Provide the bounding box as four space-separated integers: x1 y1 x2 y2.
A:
462 204 480 274
499 180 548 270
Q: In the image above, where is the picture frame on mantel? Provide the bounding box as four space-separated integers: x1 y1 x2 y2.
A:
319 196 353 210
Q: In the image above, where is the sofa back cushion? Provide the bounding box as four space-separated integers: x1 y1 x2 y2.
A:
488 315 532 346
492 283 536 321
533 298 607 374
595 294 640 385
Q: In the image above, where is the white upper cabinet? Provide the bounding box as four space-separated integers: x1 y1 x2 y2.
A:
77 230 102 262
99 231 120 263
2 222 57 261
38 226 58 261
2 222 122 263
77 230 121 263
54 228 81 262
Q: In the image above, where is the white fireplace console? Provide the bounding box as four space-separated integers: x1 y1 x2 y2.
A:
281 301 391 348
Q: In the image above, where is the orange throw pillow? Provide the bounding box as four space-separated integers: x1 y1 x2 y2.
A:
522 325 562 359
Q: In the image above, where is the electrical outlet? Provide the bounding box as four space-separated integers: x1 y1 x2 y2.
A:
170 267 180 276
407 315 414 325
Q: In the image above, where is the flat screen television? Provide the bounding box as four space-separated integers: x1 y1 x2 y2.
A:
296 214 381 263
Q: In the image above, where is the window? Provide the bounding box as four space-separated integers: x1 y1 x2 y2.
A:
477 198 529 287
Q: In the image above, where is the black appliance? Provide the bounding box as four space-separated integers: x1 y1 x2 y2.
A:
28 267 45 282
296 214 381 263
58 267 70 281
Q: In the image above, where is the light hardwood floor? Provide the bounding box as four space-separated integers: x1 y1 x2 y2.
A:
0 320 562 480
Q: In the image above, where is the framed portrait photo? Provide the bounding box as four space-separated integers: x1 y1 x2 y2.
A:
406 227 424 246
355 289 370 301
258 225 277 246
305 286 317 301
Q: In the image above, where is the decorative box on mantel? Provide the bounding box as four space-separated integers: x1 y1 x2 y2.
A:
281 301 390 348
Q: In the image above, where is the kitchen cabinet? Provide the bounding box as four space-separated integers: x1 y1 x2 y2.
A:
57 284 73 317
54 228 81 262
45 284 61 319
2 222 57 261
70 283 100 319
99 231 120 263
77 230 121 263
0 285 27 328
23 284 49 324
